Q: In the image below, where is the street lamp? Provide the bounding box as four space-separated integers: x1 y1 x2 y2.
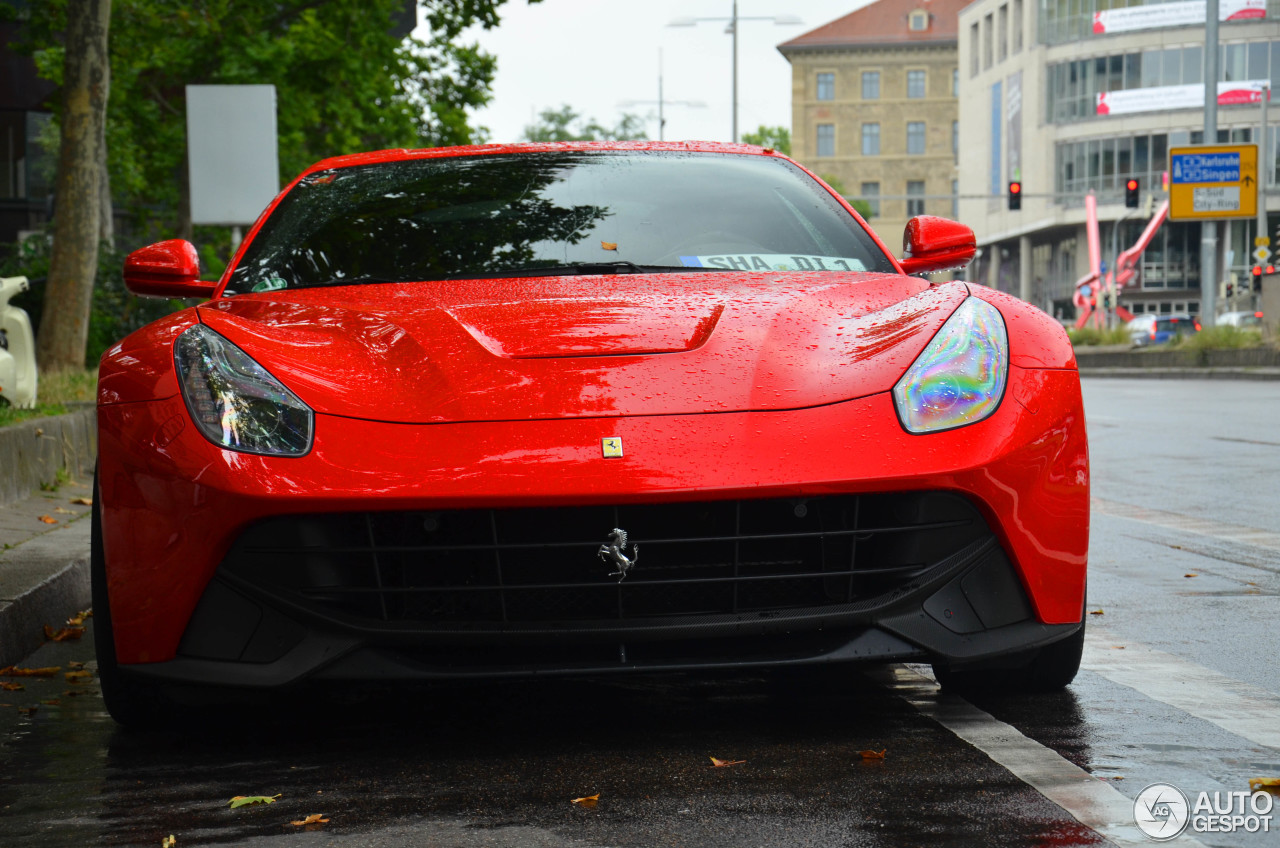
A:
668 2 801 143
619 51 706 141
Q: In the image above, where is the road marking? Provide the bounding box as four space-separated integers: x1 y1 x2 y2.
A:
1083 634 1280 751
886 666 1206 848
1092 497 1280 552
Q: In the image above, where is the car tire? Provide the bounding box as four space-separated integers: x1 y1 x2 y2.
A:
91 476 170 728
931 617 1085 695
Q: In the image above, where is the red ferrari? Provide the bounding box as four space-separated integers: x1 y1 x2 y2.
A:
94 142 1088 726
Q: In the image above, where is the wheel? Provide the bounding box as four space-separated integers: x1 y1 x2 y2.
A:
91 475 169 728
932 618 1085 695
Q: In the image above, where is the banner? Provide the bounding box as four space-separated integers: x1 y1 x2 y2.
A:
1097 80 1271 116
1093 0 1264 34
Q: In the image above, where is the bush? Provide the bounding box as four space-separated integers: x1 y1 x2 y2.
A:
1067 326 1130 346
1175 325 1263 351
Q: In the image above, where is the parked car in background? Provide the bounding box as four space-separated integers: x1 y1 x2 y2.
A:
1217 310 1264 329
1128 313 1200 346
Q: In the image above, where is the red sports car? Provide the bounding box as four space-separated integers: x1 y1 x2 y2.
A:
94 142 1088 726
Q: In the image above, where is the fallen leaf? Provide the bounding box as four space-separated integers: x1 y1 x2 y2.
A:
859 749 887 760
1089 609 1105 616
41 698 61 706
37 515 58 524
64 670 93 683
1184 573 1198 578
601 241 618 250
44 624 86 642
709 757 745 767
290 814 330 826
70 497 93 506
1113 645 1126 650
229 794 281 808
19 706 37 716
2 682 24 691
53 507 75 514
68 660 86 669
63 689 92 697
1 665 60 677
570 794 600 808
1249 778 1280 794
161 836 177 848
1104 775 1125 781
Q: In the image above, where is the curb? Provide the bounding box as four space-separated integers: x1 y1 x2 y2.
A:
0 407 97 507
1079 367 1280 380
0 518 92 669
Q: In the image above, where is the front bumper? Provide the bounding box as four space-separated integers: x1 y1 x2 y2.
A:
97 364 1088 675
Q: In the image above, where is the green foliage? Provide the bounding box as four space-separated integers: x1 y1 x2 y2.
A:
741 125 790 155
521 106 647 142
8 0 524 229
1175 325 1264 351
1067 326 1131 346
847 198 874 220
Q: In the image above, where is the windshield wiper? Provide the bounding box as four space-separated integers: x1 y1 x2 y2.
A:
458 262 735 279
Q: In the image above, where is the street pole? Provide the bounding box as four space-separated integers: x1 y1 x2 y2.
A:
659 50 666 141
1257 82 1270 308
1202 0 1220 326
731 0 738 143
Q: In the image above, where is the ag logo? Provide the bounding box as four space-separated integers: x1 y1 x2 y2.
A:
1134 783 1190 841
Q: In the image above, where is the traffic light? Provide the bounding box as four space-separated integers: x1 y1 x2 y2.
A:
1124 178 1140 208
1226 281 1235 297
1252 265 1264 291
1008 181 1022 211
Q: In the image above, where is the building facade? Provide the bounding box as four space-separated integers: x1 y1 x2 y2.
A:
0 16 55 245
958 0 1280 320
779 0 969 251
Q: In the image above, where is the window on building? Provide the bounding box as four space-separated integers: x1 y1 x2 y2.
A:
862 71 880 99
970 23 980 77
998 4 1008 62
952 68 959 96
861 182 880 217
952 120 959 163
907 121 926 155
907 180 926 216
861 123 880 155
951 179 959 218
816 72 835 101
816 124 835 157
907 70 926 98
983 13 993 70
1012 0 1023 53
909 10 929 31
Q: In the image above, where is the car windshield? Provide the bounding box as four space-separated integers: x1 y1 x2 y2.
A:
1155 317 1195 331
224 151 895 294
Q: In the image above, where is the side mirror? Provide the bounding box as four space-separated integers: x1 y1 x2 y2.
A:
899 216 976 276
123 240 217 299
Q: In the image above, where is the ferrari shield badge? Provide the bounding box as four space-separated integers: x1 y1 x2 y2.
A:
598 528 638 581
602 437 623 458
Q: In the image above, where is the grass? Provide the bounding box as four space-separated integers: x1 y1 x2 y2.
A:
0 368 97 428
1174 325 1265 352
1067 326 1131 346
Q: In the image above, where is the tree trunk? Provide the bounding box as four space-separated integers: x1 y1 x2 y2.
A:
99 129 114 249
37 0 111 373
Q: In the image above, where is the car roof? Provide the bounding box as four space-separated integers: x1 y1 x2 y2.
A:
303 141 781 178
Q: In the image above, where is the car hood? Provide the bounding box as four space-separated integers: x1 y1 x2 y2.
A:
196 273 968 423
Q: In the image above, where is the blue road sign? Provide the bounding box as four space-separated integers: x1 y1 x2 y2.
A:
1171 152 1241 184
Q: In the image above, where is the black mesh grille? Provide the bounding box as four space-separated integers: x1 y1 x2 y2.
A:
221 492 990 627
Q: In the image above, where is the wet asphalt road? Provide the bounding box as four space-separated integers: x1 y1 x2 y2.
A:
2 378 1278 847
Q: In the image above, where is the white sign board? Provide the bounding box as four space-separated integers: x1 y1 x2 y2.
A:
1097 80 1270 116
1092 0 1264 34
186 85 279 226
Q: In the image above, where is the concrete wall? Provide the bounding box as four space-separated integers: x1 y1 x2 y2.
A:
0 407 97 507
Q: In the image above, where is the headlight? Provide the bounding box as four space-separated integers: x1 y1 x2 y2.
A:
892 296 1008 434
174 324 313 456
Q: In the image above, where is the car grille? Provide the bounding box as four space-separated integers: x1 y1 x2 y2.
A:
221 492 991 628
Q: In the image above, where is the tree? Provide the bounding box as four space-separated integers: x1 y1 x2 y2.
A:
522 105 647 142
36 0 110 373
741 125 790 155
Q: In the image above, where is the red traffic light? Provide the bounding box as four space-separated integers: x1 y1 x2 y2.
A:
1253 265 1264 276
1009 181 1022 194
1269 265 1276 274
1125 179 1138 191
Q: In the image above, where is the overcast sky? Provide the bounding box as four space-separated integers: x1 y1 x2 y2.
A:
437 0 874 145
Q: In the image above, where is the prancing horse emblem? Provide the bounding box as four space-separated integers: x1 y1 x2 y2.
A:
598 528 639 581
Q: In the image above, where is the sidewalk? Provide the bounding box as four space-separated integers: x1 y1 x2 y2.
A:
0 480 94 668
